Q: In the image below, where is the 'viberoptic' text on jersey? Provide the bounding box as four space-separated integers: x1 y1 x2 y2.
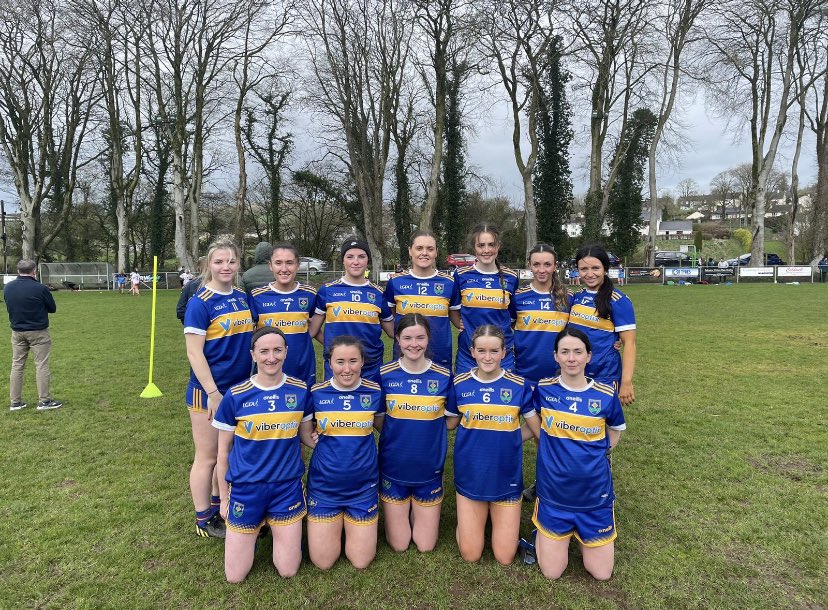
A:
447 370 535 501
383 271 458 367
315 279 392 366
567 289 635 383
250 283 318 386
513 285 570 383
378 360 454 485
533 377 626 511
183 287 254 392
212 375 312 484
305 379 384 503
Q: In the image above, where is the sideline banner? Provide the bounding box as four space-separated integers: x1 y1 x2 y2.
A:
665 267 699 279
739 267 774 277
777 266 812 278
701 267 735 280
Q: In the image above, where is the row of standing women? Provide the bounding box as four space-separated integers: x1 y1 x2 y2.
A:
181 225 637 582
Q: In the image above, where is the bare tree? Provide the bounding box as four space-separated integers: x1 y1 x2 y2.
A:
0 0 100 261
704 0 821 265
645 0 711 265
142 0 253 269
569 0 652 240
301 0 413 275
73 0 146 274
231 0 293 247
481 0 559 258
710 170 736 219
676 177 698 202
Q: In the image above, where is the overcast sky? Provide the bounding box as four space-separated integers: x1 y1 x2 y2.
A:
1 91 816 213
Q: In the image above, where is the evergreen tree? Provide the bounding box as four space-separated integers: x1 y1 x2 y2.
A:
441 59 467 255
607 108 657 258
533 37 573 256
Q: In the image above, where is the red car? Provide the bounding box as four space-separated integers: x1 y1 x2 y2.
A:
446 253 476 270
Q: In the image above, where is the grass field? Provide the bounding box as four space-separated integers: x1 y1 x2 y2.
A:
0 284 826 610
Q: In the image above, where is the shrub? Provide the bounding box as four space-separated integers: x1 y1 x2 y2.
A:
733 228 752 251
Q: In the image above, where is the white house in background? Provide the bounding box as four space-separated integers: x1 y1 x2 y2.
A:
657 220 693 239
686 211 704 221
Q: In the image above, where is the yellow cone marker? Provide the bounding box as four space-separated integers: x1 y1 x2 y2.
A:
140 255 163 398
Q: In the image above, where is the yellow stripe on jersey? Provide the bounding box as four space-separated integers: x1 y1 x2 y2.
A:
592 381 616 396
569 304 614 332
453 371 473 384
540 408 606 442
430 362 451 377
380 361 401 374
235 412 303 440
503 371 525 384
206 310 255 340
325 303 380 324
315 410 376 436
514 310 569 331
460 288 510 309
197 288 214 301
394 295 450 315
385 394 446 420
284 377 308 390
256 311 309 334
230 381 254 395
460 404 521 431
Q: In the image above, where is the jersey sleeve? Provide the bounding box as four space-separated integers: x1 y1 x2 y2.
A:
383 279 396 309
183 295 209 336
508 278 517 321
612 293 636 332
445 382 460 417
248 293 260 323
606 391 626 431
519 379 535 417
302 389 314 420
375 385 387 416
314 284 328 315
379 292 393 322
212 393 236 431
449 272 461 310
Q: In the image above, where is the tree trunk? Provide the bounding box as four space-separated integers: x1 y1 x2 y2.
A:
421 69 445 232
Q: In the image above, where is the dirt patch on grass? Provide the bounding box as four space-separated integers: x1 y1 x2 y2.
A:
783 334 828 348
748 455 823 483
56 478 76 488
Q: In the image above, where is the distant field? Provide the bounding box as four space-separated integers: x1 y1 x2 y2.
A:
0 285 825 609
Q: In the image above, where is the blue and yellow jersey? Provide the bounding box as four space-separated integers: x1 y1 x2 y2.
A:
378 360 454 486
513 286 570 384
446 370 535 501
383 271 458 368
533 377 626 511
183 287 254 392
305 379 383 503
212 375 312 484
249 282 318 386
452 265 519 371
315 279 393 366
567 289 636 383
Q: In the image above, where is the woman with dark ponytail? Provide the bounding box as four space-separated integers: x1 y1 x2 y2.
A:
513 243 570 386
567 244 637 405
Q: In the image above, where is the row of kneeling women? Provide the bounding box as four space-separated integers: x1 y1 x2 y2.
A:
182 230 635 582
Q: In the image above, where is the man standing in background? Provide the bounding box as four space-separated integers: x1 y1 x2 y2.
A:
4 259 62 411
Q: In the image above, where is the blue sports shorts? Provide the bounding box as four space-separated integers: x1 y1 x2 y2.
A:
306 490 379 526
226 478 306 534
380 476 444 506
186 383 208 413
532 498 616 547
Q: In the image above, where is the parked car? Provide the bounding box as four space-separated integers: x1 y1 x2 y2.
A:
725 253 785 267
446 253 476 269
569 251 622 268
299 256 328 274
654 251 692 267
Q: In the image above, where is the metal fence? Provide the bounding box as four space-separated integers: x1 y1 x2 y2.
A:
39 262 114 290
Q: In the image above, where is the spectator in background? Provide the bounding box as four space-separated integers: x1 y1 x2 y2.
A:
4 259 62 411
818 255 828 283
707 257 715 266
130 268 141 296
180 269 194 286
241 242 273 293
177 258 206 324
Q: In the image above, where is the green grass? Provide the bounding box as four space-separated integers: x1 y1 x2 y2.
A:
0 285 826 609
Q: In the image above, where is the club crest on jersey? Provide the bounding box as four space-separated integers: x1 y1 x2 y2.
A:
427 380 439 394
388 399 397 412
588 399 602 415
286 394 297 410
360 394 372 409
434 283 444 295
500 388 512 403
367 292 376 303
299 298 309 310
232 502 245 518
